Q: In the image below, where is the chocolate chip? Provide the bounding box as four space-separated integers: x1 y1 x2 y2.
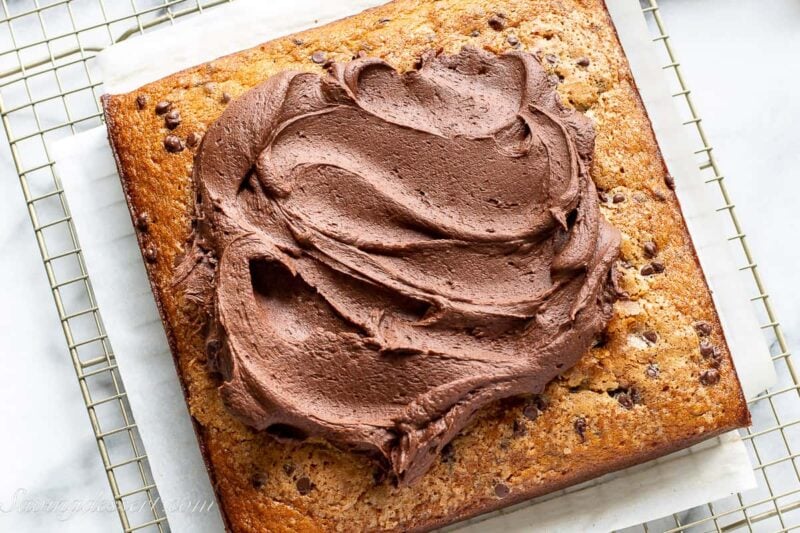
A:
652 261 665 273
311 51 327 64
545 53 558 65
134 212 149 232
378 17 391 24
574 417 587 442
494 483 510 498
488 15 506 31
512 418 526 437
135 94 147 110
221 92 231 104
598 191 608 203
612 193 625 204
616 392 633 410
295 476 314 495
694 321 713 337
576 56 590 67
144 246 157 263
164 109 181 130
640 264 655 276
251 472 268 489
664 175 675 190
186 131 203 148
643 241 658 258
522 404 540 421
282 463 296 476
646 362 660 378
441 443 455 463
155 100 171 115
643 330 658 343
164 134 184 153
654 190 667 202
470 29 481 37
506 35 519 46
593 331 609 348
700 368 720 386
699 339 716 358
292 38 304 46
630 387 643 405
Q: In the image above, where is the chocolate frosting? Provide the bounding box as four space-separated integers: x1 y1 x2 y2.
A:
185 48 620 486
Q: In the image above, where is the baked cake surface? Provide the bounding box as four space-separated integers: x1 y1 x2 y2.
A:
101 1 750 531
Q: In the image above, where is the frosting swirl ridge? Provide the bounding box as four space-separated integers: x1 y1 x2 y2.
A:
188 48 620 485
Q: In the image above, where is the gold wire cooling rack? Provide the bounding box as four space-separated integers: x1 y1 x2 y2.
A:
0 1 796 531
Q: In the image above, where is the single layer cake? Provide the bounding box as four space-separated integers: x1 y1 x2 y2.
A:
102 1 750 531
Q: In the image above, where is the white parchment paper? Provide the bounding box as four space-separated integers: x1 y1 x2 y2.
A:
52 0 776 531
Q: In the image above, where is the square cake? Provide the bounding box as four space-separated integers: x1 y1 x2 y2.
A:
101 1 749 531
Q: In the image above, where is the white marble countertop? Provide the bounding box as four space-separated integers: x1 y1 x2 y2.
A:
1 1 798 531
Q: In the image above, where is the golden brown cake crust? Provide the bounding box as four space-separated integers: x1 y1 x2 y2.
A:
102 1 749 531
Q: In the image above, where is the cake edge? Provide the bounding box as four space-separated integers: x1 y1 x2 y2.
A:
102 94 238 533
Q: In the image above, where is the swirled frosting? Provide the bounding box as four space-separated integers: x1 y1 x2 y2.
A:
186 48 621 485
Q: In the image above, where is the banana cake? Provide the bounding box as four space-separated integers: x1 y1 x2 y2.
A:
101 0 750 531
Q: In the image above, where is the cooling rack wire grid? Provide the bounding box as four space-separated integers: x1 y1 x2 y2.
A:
0 1 796 531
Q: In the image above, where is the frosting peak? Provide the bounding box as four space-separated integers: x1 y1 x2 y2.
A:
187 48 620 485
